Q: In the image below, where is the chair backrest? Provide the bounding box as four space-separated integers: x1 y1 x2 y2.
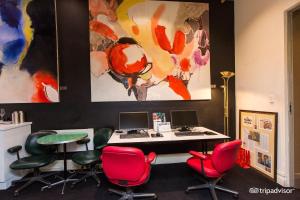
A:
94 128 113 149
102 146 147 183
25 131 57 155
211 140 242 174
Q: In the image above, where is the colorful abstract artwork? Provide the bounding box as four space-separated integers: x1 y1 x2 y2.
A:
0 0 59 103
90 0 211 101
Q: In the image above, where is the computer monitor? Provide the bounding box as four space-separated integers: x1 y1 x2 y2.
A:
119 112 149 132
170 110 199 131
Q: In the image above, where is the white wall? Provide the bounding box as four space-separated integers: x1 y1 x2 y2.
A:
235 0 300 186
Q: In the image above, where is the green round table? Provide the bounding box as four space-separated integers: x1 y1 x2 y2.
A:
37 132 88 194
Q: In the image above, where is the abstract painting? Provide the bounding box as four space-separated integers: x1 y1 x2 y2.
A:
0 0 59 103
90 0 211 101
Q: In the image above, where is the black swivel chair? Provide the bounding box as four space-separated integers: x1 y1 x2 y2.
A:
71 128 113 187
7 131 58 196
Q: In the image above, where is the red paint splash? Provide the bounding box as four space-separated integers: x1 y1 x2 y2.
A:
132 25 139 35
167 75 191 100
180 58 191 72
90 20 118 41
109 43 147 75
32 71 58 103
172 31 185 54
154 25 172 52
154 25 185 54
151 4 166 45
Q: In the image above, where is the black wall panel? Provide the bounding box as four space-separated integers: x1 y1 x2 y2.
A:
0 0 235 139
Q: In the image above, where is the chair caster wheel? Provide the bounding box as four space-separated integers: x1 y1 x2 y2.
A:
185 189 189 194
14 191 19 196
233 193 239 198
153 195 158 200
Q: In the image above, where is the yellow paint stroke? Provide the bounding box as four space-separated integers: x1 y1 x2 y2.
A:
18 0 33 66
151 4 165 46
117 0 175 79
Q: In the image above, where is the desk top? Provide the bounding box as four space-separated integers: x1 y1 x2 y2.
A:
108 127 229 144
37 132 88 145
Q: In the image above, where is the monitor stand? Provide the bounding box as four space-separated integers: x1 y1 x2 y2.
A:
179 126 191 132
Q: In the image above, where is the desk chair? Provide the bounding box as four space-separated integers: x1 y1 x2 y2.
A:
102 146 157 200
7 131 57 196
185 140 241 200
71 128 112 187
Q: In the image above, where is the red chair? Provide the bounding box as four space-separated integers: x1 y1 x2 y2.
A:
186 140 242 200
102 146 157 199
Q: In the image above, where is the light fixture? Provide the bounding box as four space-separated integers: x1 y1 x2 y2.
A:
220 71 235 135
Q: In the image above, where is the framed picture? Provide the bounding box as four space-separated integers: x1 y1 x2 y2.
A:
239 110 278 181
0 0 60 103
89 0 211 102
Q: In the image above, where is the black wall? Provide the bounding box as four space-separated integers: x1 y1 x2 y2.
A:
1 0 235 139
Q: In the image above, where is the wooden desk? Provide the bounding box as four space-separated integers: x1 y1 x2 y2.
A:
108 127 230 154
108 127 229 144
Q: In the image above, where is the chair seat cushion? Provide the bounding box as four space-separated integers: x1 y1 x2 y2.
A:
109 163 151 187
10 155 55 170
72 150 100 166
187 156 221 178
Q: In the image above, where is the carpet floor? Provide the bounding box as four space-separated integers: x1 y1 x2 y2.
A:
1 163 299 200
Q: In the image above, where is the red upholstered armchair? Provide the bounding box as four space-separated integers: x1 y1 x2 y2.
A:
186 140 242 200
102 146 157 200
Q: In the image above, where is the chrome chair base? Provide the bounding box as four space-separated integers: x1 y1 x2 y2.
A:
186 176 239 200
12 170 57 196
41 174 79 195
71 167 101 188
108 188 157 200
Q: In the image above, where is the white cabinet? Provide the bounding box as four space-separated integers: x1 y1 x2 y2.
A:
0 122 32 190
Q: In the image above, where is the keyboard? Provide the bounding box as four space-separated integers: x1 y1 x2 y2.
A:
175 131 204 136
174 131 217 137
120 132 150 139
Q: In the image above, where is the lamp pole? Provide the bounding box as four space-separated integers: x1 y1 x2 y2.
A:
220 71 235 136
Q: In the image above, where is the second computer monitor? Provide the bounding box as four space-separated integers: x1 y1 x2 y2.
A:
119 112 149 131
171 110 199 130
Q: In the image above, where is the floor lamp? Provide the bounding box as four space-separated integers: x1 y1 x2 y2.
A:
220 71 235 136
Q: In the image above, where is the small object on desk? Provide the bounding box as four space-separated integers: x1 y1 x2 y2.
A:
0 108 5 121
115 130 123 133
18 111 25 123
204 131 217 135
175 131 205 137
157 122 171 133
12 111 19 124
120 132 149 139
151 132 163 137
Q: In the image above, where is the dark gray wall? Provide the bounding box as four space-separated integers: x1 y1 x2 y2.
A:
1 0 235 139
